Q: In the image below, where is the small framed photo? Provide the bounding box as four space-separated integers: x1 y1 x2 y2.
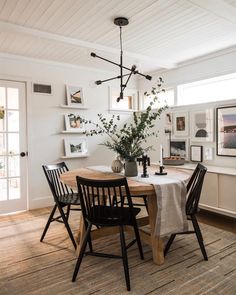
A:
190 145 203 162
173 112 189 136
109 87 137 112
191 109 214 142
170 139 188 160
164 112 173 133
66 85 84 106
217 106 236 157
64 138 87 157
64 113 85 132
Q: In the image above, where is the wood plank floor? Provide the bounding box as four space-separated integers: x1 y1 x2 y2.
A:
1 207 236 294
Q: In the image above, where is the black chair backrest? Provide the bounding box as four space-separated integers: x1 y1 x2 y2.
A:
42 162 73 202
76 176 134 223
186 163 207 215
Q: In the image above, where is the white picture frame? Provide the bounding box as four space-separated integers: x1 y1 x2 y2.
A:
66 85 84 106
190 109 214 142
64 138 88 157
109 87 138 112
173 112 189 136
170 139 188 160
64 113 85 133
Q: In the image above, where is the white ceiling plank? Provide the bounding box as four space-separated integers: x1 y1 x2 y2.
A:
0 20 175 68
189 0 236 24
0 0 18 19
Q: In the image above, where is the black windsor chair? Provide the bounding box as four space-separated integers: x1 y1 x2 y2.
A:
164 163 208 260
72 176 144 291
41 162 81 249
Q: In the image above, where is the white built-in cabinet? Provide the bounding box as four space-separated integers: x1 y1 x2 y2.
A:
175 164 236 218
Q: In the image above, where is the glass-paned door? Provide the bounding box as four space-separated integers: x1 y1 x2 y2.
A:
0 80 27 214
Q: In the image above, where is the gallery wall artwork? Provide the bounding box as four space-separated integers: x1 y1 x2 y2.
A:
170 139 188 159
64 138 87 157
66 85 84 106
216 106 236 157
64 113 85 132
190 109 214 142
173 112 188 136
190 145 203 162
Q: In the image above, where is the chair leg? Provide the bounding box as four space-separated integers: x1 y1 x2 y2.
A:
72 222 92 282
132 220 144 260
66 205 71 221
57 204 77 249
40 204 57 242
191 216 208 261
84 220 93 253
164 234 176 256
119 225 131 291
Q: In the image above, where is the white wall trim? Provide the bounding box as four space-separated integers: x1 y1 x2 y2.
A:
29 196 54 210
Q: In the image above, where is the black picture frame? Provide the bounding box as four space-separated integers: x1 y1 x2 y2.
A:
190 145 203 162
216 106 236 157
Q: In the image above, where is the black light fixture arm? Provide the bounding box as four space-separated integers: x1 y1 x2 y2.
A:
91 17 152 101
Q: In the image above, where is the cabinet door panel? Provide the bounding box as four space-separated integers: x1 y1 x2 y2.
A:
219 175 236 212
200 172 218 208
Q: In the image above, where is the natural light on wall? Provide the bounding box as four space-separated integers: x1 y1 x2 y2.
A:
178 73 236 106
143 88 174 109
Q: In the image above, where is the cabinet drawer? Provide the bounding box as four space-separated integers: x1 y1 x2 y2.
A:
219 175 236 212
200 172 218 208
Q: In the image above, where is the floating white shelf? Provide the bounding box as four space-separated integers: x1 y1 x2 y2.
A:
61 130 85 134
60 104 88 109
61 153 89 159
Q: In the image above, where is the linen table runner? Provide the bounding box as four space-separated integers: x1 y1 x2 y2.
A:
87 165 190 237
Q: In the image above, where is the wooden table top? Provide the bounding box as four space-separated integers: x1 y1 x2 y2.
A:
60 166 191 196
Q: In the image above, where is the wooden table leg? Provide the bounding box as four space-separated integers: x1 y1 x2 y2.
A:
147 192 164 265
75 213 85 256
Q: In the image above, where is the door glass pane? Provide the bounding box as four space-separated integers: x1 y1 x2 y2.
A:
0 87 6 107
0 115 6 132
0 179 7 201
0 156 7 178
0 133 7 155
8 156 20 177
9 178 20 200
8 111 19 132
8 133 19 155
7 88 19 109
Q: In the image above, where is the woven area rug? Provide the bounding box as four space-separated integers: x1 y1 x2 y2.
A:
0 208 236 295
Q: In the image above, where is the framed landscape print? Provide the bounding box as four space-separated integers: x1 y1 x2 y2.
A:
64 138 87 157
66 85 84 106
217 106 236 157
64 113 85 132
173 112 189 136
170 139 188 160
190 145 203 162
190 109 214 142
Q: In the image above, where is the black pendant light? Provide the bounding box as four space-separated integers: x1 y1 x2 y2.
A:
91 17 152 102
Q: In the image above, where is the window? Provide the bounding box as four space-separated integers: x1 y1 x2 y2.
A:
143 88 174 109
178 73 236 106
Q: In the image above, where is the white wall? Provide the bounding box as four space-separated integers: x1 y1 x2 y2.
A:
0 55 137 209
139 50 236 168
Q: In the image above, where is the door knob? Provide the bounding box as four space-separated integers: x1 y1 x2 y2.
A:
20 152 27 157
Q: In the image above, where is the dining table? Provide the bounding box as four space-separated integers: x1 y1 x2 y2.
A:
60 164 191 265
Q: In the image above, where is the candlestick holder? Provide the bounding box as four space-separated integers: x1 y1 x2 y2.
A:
155 165 167 176
141 155 149 178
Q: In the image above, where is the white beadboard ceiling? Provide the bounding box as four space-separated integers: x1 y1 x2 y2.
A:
0 0 236 74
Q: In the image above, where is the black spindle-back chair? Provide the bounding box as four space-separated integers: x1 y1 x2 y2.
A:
72 176 144 291
41 162 81 249
164 163 208 260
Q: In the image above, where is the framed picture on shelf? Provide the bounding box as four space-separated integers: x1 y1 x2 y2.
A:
190 145 203 162
64 138 87 157
109 87 137 112
170 139 188 160
173 112 189 136
216 106 236 157
66 85 84 106
190 109 214 142
64 113 85 132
